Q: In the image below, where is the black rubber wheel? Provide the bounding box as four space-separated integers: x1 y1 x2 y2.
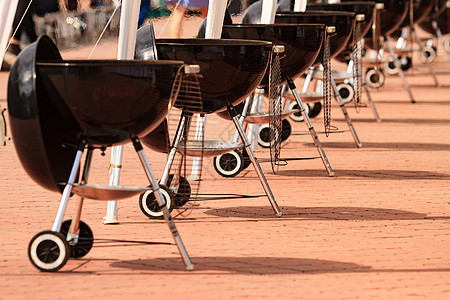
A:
139 185 174 219
258 124 271 148
28 230 69 272
60 220 94 259
308 102 322 119
337 83 354 104
288 101 309 122
213 150 243 177
400 56 412 71
174 176 191 208
241 149 251 170
281 119 291 142
365 68 385 88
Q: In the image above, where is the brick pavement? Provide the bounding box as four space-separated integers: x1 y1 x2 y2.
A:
0 17 449 299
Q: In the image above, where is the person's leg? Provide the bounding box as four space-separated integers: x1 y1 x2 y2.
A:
169 3 187 38
11 0 28 43
22 8 37 43
138 0 151 27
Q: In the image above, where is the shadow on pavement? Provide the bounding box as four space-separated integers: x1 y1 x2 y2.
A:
335 118 450 124
111 256 371 274
203 206 450 220
374 100 450 105
302 141 450 151
275 169 450 179
109 257 450 274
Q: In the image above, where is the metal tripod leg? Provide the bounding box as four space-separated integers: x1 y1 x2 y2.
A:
330 75 363 148
360 73 381 122
253 89 264 150
363 84 381 122
411 27 440 87
302 67 314 92
292 67 316 122
232 95 252 143
52 142 85 232
132 137 194 271
160 115 188 185
245 89 263 149
227 105 282 217
286 79 334 176
384 36 416 103
246 94 257 148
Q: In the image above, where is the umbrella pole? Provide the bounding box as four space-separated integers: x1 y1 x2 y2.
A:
104 0 141 224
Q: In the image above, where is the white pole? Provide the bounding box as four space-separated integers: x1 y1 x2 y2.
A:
252 0 277 149
205 0 228 38
294 0 308 12
191 0 228 178
117 0 140 60
190 115 206 180
261 0 278 24
104 0 141 224
0 0 19 67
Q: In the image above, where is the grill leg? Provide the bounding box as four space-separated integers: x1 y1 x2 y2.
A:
302 67 314 93
384 35 416 103
362 77 382 122
132 137 194 271
52 142 85 232
228 105 282 217
286 79 334 177
253 89 264 150
411 27 440 88
160 114 188 186
330 74 363 148
233 95 252 143
246 90 263 149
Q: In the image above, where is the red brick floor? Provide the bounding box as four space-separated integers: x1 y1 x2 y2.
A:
0 17 449 299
